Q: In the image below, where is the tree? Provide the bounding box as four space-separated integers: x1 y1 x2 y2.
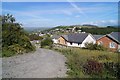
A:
2 14 35 57
2 14 15 23
41 38 53 48
29 34 43 41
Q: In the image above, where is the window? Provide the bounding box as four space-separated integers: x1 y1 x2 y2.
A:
109 42 116 48
98 41 103 46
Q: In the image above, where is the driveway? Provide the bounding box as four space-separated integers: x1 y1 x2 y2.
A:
2 48 67 78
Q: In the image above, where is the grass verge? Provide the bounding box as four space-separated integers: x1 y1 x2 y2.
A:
53 47 119 78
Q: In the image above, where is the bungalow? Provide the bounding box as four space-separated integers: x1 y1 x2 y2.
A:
95 32 120 52
51 35 61 44
58 33 96 47
93 35 104 41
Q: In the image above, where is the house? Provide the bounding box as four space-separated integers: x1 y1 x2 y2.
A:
51 35 61 44
58 33 96 47
95 32 120 52
93 35 104 41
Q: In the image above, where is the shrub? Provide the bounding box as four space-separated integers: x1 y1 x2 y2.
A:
103 62 120 78
18 35 35 52
2 14 35 57
41 38 53 48
8 44 26 54
2 48 16 57
83 59 103 76
85 43 106 51
29 34 43 41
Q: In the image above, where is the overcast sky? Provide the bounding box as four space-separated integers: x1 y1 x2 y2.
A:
2 2 118 27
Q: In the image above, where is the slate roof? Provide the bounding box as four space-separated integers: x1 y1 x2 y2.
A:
93 35 104 40
52 35 60 39
62 33 89 43
107 32 120 43
62 35 68 40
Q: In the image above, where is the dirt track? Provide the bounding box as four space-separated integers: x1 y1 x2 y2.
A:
2 48 67 78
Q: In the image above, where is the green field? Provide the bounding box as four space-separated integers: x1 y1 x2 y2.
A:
53 47 119 78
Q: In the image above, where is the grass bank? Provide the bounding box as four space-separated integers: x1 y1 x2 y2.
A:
53 47 119 78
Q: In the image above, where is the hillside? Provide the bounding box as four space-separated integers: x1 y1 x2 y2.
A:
24 27 50 33
41 25 119 35
81 27 120 35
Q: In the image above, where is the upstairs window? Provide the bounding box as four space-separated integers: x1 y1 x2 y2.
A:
109 42 116 48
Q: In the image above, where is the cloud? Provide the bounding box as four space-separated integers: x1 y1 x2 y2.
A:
62 10 73 16
67 0 87 17
3 8 74 17
3 9 39 18
2 9 54 27
82 20 118 26
2 2 117 27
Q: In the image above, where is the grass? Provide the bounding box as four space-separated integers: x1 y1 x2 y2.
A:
53 47 119 78
2 50 16 57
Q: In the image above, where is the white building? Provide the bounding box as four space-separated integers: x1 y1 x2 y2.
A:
58 33 96 48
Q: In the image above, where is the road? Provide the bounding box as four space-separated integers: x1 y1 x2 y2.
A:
2 48 67 78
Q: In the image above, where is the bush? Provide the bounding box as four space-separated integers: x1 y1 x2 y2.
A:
83 59 103 76
29 34 43 41
18 35 35 52
2 14 35 57
85 43 106 51
41 38 53 48
2 48 16 57
8 44 26 54
103 62 120 78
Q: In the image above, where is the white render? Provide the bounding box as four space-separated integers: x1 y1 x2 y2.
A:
81 34 96 47
66 42 81 47
66 34 96 48
52 39 58 44
118 45 120 49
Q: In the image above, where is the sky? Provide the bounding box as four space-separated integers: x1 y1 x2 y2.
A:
2 0 120 2
2 2 118 27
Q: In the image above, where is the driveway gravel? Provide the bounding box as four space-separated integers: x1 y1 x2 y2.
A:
2 48 67 78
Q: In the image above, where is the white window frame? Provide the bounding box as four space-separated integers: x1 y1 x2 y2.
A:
109 42 116 48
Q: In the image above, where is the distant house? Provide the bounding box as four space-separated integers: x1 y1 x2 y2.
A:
39 33 45 36
96 32 120 52
58 33 96 47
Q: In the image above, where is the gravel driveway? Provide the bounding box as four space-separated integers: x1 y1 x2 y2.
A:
2 48 67 78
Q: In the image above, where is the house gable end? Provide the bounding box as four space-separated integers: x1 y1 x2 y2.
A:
81 34 96 47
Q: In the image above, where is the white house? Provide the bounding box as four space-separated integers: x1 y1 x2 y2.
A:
58 33 96 47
